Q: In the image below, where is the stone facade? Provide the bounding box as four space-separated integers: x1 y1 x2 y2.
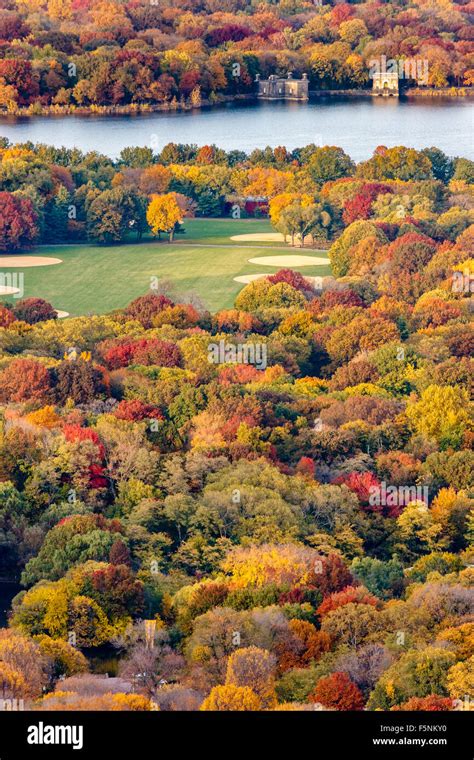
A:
257 72 309 101
372 72 399 97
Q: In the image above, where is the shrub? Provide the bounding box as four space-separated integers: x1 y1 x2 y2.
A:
13 298 56 324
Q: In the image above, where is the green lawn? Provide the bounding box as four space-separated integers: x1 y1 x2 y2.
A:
3 219 331 316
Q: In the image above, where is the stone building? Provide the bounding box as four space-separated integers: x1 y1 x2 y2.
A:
256 72 309 101
372 72 399 97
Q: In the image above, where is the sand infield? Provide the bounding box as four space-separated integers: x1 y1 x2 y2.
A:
234 274 269 284
0 256 62 267
248 255 328 267
230 233 286 242
0 285 20 295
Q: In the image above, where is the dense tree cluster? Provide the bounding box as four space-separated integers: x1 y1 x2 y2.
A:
0 0 472 116
0 138 473 247
0 136 472 708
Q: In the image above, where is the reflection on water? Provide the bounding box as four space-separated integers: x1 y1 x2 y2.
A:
0 587 120 674
0 582 21 627
0 97 472 161
83 646 120 676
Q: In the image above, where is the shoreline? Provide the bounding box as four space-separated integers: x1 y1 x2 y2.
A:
0 88 472 120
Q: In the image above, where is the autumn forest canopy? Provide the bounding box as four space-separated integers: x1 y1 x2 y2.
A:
0 0 473 115
0 136 472 712
0 138 473 248
0 0 473 722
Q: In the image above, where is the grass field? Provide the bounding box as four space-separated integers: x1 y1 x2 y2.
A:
2 219 331 316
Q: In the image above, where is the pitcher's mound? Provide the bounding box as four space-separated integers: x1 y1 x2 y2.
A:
248 255 328 267
230 233 286 242
0 256 62 267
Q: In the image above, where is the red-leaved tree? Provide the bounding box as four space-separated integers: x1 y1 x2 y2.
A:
13 298 57 324
309 672 365 710
0 192 38 252
317 585 379 617
125 293 174 328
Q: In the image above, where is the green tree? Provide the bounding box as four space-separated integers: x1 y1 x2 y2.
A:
422 147 455 184
368 648 456 709
86 187 147 243
307 146 355 186
276 201 332 247
350 557 405 600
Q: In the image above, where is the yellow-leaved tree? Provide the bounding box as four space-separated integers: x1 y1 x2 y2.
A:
25 405 60 429
0 662 26 699
405 385 471 448
200 684 262 711
225 647 277 709
268 193 314 226
48 0 72 21
147 193 182 242
447 657 474 701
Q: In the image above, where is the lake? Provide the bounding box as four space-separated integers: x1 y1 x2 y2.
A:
0 581 21 627
0 96 472 161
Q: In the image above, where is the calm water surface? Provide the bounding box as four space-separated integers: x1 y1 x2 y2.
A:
0 581 21 626
0 97 472 160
